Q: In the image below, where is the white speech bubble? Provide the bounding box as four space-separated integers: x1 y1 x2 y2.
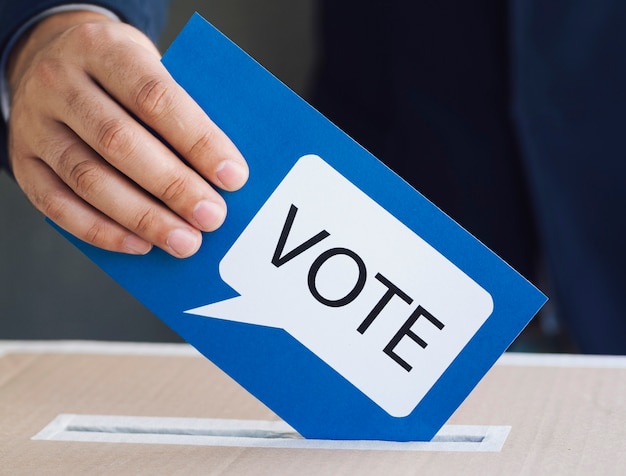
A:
186 155 493 417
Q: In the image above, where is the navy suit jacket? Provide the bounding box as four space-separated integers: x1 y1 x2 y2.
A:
0 0 169 174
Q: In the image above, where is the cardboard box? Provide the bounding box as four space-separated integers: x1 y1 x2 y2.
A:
1 341 624 475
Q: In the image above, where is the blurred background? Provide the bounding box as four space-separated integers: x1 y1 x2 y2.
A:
0 1 567 350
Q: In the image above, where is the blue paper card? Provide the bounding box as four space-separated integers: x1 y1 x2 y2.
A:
60 13 546 441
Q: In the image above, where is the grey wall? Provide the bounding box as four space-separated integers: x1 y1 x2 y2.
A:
161 1 317 95
0 1 317 341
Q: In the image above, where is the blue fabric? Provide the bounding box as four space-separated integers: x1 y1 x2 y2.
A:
0 0 170 173
511 0 626 353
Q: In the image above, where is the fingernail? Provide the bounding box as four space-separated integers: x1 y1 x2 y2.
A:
123 235 152 255
166 228 201 258
216 160 248 191
193 200 226 231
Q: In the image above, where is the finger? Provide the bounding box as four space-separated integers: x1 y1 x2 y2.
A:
29 122 205 258
44 73 228 234
13 155 153 255
84 25 249 191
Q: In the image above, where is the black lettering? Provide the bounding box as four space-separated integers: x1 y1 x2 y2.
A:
357 273 413 334
272 204 330 267
308 248 367 307
383 305 445 372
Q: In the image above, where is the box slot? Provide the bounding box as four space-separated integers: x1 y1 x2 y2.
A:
33 414 510 452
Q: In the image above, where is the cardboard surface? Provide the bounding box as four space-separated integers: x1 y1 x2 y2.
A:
1 341 624 475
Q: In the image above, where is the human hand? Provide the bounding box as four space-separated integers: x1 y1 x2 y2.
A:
6 11 248 258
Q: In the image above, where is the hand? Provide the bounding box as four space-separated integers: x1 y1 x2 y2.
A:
6 11 248 258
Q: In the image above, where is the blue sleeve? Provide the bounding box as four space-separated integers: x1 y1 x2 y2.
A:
0 0 171 174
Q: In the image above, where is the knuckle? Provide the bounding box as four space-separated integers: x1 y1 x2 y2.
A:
132 207 159 235
70 22 111 51
83 221 107 247
134 77 174 119
96 118 134 158
187 130 217 160
20 57 82 121
29 57 67 94
64 157 104 199
31 57 59 86
160 174 189 203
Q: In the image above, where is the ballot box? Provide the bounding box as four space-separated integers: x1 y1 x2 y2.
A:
0 341 624 475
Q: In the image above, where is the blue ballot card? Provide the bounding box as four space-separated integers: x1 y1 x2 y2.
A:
58 13 547 441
